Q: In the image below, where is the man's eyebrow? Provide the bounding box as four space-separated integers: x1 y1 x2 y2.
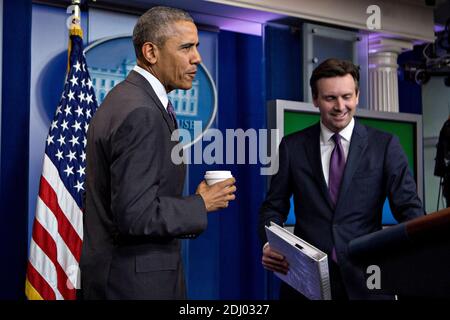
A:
179 42 200 49
322 92 353 97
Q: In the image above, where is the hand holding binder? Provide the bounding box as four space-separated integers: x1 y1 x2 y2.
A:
262 243 290 275
265 222 332 300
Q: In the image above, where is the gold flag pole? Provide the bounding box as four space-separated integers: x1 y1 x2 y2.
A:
67 0 83 72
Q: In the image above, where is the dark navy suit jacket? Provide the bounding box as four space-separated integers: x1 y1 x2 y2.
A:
259 121 424 299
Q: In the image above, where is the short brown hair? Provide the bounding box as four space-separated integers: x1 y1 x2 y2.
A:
132 6 194 62
310 58 359 98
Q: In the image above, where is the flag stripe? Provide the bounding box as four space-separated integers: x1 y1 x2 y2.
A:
28 240 64 300
42 154 83 239
32 218 76 300
39 175 82 261
35 197 80 291
26 263 54 300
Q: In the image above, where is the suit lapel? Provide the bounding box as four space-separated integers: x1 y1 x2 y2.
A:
336 121 368 208
304 123 334 210
126 70 176 133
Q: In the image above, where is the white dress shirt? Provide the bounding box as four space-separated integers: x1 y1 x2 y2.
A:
320 118 355 187
133 65 169 111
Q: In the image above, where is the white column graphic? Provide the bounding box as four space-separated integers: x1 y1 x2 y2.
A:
368 37 413 112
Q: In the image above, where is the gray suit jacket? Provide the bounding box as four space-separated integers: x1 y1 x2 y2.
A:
80 71 207 300
259 121 424 299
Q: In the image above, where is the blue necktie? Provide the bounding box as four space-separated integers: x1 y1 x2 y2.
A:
166 100 178 129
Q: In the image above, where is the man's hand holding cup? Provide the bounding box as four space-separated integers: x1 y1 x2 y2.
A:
196 171 236 212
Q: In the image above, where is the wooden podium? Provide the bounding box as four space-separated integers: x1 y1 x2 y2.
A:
348 208 450 298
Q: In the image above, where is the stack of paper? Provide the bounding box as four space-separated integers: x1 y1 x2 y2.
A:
265 222 331 300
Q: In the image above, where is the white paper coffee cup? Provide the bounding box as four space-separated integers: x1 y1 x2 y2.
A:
204 170 233 186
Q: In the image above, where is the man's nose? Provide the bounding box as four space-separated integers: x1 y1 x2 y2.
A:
191 47 202 65
335 98 346 111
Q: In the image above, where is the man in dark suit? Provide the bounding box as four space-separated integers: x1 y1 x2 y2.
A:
80 6 236 300
259 58 424 300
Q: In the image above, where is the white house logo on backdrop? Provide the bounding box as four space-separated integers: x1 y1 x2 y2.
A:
84 35 217 148
85 36 280 175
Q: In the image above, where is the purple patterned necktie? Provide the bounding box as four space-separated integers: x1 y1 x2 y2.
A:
166 99 178 129
329 133 345 264
329 133 345 206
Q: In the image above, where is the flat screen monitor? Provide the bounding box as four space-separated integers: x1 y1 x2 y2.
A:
267 100 423 225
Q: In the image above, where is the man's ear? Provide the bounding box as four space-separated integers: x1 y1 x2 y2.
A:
355 90 360 106
141 42 158 65
312 95 319 108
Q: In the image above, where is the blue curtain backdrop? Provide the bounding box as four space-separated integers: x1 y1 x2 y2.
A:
0 0 32 300
264 23 303 102
261 23 305 299
185 30 267 300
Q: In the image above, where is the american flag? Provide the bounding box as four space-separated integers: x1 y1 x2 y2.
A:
25 27 98 300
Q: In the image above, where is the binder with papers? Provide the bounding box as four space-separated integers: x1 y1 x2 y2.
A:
265 222 331 300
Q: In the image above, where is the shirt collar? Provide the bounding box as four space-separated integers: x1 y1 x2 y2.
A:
320 117 355 144
133 65 168 110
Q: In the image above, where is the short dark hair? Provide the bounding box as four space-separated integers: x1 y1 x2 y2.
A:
132 6 194 61
310 58 360 98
